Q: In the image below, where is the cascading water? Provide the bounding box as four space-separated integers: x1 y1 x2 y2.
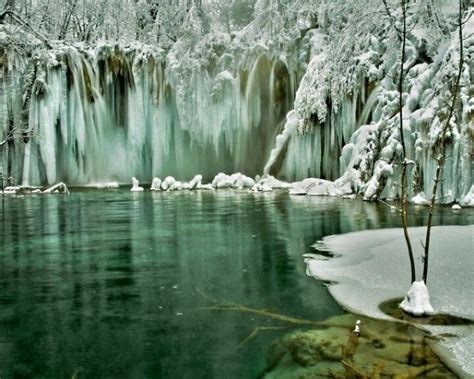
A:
1 46 296 185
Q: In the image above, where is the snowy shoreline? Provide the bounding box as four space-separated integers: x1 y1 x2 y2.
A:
4 173 473 208
305 225 474 378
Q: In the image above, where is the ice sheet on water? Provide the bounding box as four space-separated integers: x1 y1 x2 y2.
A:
305 225 474 377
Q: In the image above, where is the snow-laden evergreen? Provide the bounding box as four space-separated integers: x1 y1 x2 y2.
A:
280 0 473 205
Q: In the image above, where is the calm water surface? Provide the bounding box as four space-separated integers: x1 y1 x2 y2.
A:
0 190 471 378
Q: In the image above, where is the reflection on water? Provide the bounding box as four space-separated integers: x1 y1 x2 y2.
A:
0 191 470 378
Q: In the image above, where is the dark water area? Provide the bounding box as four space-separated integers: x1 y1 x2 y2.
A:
0 190 471 378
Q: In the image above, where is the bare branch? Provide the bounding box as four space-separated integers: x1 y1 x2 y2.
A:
239 326 287 347
381 0 402 36
4 10 52 48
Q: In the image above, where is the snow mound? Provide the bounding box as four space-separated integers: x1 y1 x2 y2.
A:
169 181 183 191
258 175 291 189
289 178 339 196
199 183 214 190
1 186 20 194
188 175 203 190
412 192 430 205
251 183 272 192
161 176 176 190
150 175 207 191
399 281 434 316
94 182 119 189
151 177 162 191
233 173 255 189
131 177 144 192
211 173 255 189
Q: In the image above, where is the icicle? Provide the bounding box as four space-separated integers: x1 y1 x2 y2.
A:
21 142 31 187
263 110 299 175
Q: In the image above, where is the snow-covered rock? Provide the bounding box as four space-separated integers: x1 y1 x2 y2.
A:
212 173 255 189
96 182 119 189
258 175 290 189
151 177 162 191
199 183 214 190
307 180 339 196
231 173 255 189
289 178 339 196
412 192 430 205
161 176 176 190
43 182 70 194
212 173 233 188
131 177 144 192
188 174 202 190
251 183 273 192
169 181 183 191
289 182 308 195
1 186 20 194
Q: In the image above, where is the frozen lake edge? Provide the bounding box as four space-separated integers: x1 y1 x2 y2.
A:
305 225 474 378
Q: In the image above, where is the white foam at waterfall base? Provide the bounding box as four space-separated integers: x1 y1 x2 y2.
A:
304 225 474 377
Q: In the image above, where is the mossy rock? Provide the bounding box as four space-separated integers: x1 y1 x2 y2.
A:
283 329 344 366
263 313 456 379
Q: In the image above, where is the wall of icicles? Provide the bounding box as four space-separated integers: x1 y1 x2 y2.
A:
0 42 472 205
0 45 296 185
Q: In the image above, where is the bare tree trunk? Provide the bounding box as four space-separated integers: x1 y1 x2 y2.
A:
2 8 52 48
37 0 51 31
0 0 15 23
398 0 416 284
422 0 464 284
59 0 78 40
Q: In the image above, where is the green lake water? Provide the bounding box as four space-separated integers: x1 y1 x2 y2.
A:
0 190 471 378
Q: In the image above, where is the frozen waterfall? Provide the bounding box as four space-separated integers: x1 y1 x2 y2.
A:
1 46 296 185
1 43 471 204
